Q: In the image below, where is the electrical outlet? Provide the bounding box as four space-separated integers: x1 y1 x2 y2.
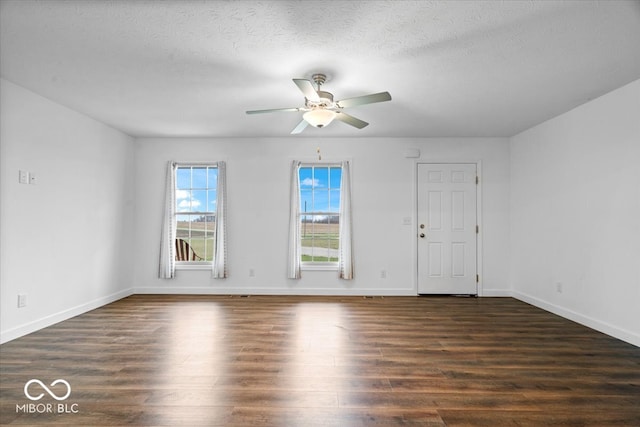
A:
18 294 27 308
556 282 563 293
19 170 29 184
380 270 387 279
249 268 255 277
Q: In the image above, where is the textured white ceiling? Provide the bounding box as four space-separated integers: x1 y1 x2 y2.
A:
1 0 639 138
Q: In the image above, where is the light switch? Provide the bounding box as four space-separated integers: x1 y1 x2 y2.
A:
19 170 29 184
29 173 37 185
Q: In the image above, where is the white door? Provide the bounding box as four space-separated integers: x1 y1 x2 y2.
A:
417 163 477 294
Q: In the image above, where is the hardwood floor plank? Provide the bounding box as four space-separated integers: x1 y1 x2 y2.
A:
1 295 639 426
438 409 640 427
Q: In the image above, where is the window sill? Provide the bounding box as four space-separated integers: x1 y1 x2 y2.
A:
175 262 212 271
301 262 339 271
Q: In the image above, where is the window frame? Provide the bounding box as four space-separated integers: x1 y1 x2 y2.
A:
174 163 218 270
298 162 343 271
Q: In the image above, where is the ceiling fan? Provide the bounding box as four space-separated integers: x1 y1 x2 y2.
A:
245 73 392 134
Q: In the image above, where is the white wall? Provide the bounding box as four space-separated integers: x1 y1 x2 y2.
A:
510 79 640 346
133 137 510 296
0 79 135 343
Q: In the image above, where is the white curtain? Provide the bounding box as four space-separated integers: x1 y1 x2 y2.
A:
212 161 228 278
338 160 354 279
158 161 177 278
287 160 302 279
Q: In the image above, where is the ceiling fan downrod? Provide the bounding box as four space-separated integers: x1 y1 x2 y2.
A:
311 73 327 91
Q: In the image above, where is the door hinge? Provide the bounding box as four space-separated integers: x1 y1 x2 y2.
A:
476 274 479 283
476 225 479 234
476 175 479 185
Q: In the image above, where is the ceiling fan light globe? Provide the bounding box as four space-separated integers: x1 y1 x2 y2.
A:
303 109 336 128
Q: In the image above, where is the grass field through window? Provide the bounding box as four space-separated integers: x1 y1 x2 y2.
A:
301 222 339 262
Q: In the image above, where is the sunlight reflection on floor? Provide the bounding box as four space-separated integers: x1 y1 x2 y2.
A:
285 303 350 411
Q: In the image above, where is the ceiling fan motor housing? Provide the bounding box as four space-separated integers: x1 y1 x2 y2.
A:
308 90 335 109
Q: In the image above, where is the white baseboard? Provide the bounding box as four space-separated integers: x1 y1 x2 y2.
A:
512 290 640 348
0 288 134 344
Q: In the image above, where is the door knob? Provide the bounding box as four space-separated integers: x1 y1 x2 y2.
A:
419 233 425 238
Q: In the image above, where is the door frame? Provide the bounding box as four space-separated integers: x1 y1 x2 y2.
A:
413 160 484 296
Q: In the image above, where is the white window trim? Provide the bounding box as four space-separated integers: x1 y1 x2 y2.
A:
301 262 339 271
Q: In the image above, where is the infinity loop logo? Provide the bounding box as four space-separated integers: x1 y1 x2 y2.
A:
24 379 71 401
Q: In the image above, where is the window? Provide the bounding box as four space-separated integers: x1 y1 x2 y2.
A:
287 160 353 278
159 161 227 279
299 164 342 266
175 165 217 264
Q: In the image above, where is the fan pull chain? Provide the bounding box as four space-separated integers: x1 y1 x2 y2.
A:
317 147 322 160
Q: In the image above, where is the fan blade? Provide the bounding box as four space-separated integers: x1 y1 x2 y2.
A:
335 112 369 129
246 107 301 114
290 119 309 134
293 79 320 102
336 91 391 108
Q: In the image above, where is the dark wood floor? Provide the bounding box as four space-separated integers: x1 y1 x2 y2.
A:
1 295 639 426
